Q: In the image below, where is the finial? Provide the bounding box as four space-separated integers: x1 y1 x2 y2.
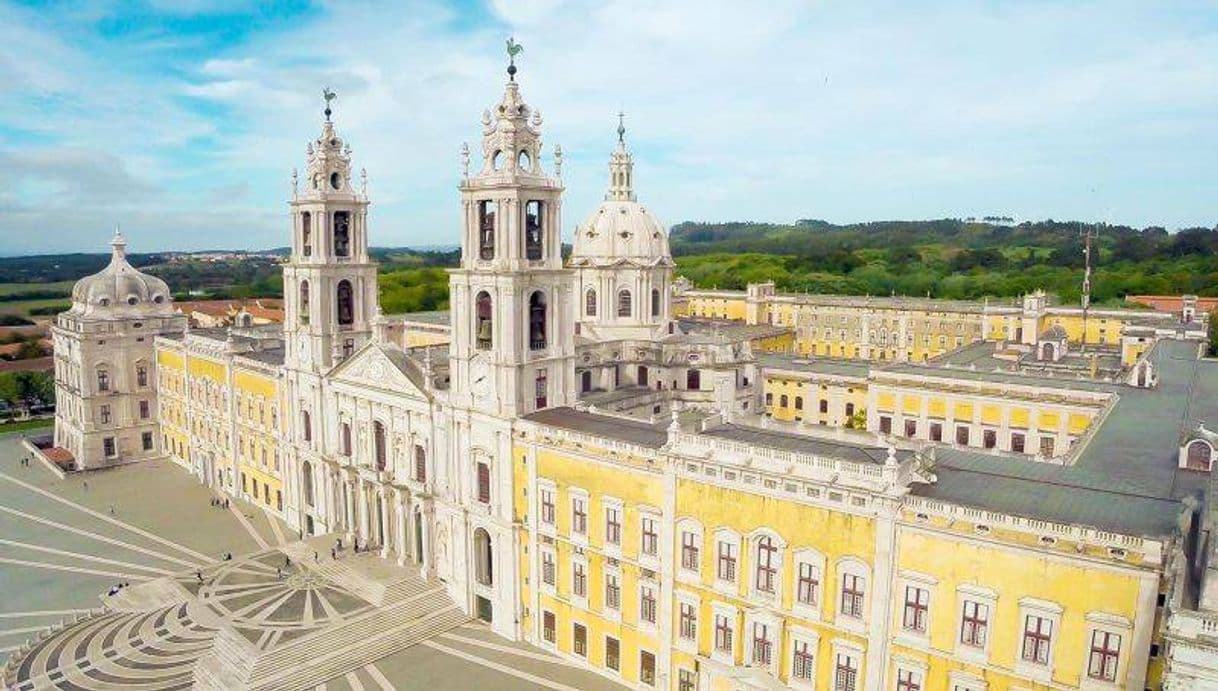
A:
554 144 562 178
506 37 523 80
360 167 367 195
617 111 625 143
291 168 298 197
322 88 336 122
460 143 470 178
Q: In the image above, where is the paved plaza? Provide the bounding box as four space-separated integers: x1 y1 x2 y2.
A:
0 430 626 690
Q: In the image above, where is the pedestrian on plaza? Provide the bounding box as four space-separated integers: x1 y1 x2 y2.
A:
196 570 203 583
330 547 336 560
284 555 290 568
82 480 87 492
313 551 319 563
276 567 282 580
109 505 115 515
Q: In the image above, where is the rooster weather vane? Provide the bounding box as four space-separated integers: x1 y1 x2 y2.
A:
322 88 336 122
506 37 523 80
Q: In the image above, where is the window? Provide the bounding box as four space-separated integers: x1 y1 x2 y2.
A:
605 506 621 546
97 368 110 392
834 652 858 691
780 394 789 408
542 610 556 643
797 562 820 606
535 369 547 409
678 668 696 691
103 437 115 457
714 613 733 653
336 279 354 326
529 291 547 350
717 539 737 583
136 364 148 387
687 369 700 390
983 429 997 449
1088 629 1121 682
752 622 773 666
572 495 587 535
896 669 921 691
930 422 942 442
766 392 773 406
605 636 620 672
473 528 493 586
605 571 621 611
903 586 929 632
905 420 918 437
573 623 587 657
339 422 351 456
299 280 310 323
573 561 587 597
845 402 855 418
475 292 493 349
413 444 426 482
373 421 387 471
333 211 350 257
641 515 658 556
301 211 312 256
141 432 153 451
1039 436 1056 457
651 288 661 317
541 549 555 586
640 651 656 686
638 365 648 387
539 487 555 525
640 583 657 624
478 200 495 260
679 602 697 640
681 530 700 571
792 639 814 682
1011 432 1026 453
99 404 111 424
301 411 312 442
139 400 150 419
1021 614 1053 666
794 395 804 411
585 289 597 316
960 600 988 648
820 399 829 414
617 289 632 317
956 426 970 445
524 200 544 260
879 416 892 434
840 573 865 618
476 462 491 504
754 536 778 594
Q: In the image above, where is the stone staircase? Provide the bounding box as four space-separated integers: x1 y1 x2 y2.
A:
281 541 389 605
192 624 260 690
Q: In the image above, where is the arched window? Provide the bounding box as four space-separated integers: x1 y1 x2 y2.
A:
302 460 315 506
96 367 110 392
301 410 312 443
334 211 351 257
373 421 387 471
478 201 495 260
338 422 351 455
581 370 592 393
529 291 547 350
301 211 312 257
475 291 493 349
780 394 788 408
754 536 778 594
651 288 661 317
336 280 354 326
1187 440 1213 470
525 200 544 260
299 281 310 324
585 289 597 317
617 289 632 317
474 527 493 585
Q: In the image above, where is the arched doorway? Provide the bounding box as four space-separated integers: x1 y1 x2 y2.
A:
1187 440 1212 470
474 528 493 586
413 508 424 565
1040 342 1054 360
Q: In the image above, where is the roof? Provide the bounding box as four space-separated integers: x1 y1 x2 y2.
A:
756 353 871 379
703 424 913 466
915 339 1215 536
390 310 450 326
238 348 285 366
523 407 669 449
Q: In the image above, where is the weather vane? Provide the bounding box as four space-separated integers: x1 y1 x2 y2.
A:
617 111 626 143
506 37 523 80
322 88 337 122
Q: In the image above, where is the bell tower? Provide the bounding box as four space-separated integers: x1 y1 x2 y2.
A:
283 91 378 374
449 51 576 418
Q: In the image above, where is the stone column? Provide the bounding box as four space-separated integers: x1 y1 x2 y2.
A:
379 488 392 558
396 490 409 566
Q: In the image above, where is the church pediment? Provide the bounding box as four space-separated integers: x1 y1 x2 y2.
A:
328 343 430 401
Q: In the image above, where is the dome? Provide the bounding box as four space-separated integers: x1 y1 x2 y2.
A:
571 199 671 266
69 231 173 318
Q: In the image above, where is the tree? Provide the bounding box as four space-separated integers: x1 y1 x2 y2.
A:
1209 309 1218 357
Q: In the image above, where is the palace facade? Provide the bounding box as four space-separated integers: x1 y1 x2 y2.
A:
51 58 1218 691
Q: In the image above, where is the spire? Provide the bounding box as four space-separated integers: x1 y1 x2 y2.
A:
110 225 127 263
605 114 635 202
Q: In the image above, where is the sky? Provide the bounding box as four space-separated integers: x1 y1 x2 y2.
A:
0 0 1216 256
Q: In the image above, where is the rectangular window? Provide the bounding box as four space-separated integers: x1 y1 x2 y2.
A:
588 635 614 675
141 432 153 451
542 610 556 643
640 584 657 624
641 516 658 556
540 488 555 525
930 422 942 442
797 562 820 606
535 369 547 409
1040 436 1056 457
983 429 997 449
897 669 921 691
572 496 587 535
139 400 150 419
103 437 116 457
714 613 733 653
640 651 656 686
834 652 858 691
902 585 929 632
478 200 495 260
1021 614 1053 665
573 562 587 597
752 622 772 666
573 623 587 657
100 404 111 424
414 445 427 483
678 669 696 691
679 602 697 640
793 639 814 681
879 416 892 434
605 572 620 611
605 506 621 545
541 550 555 586
1088 630 1121 682
905 420 917 437
840 574 865 618
681 531 700 571
476 462 491 504
960 600 988 647
819 399 829 414
956 426 970 445
717 540 737 582
1011 432 1026 454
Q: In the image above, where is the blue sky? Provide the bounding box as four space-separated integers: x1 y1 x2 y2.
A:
1 0 1216 255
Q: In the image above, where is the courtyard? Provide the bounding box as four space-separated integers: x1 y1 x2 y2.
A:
0 430 626 690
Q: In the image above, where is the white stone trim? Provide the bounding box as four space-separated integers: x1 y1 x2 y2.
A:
791 547 826 621
834 556 870 634
1013 597 1063 682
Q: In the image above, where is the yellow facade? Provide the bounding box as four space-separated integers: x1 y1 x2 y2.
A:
233 364 284 514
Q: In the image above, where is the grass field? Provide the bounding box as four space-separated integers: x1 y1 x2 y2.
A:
0 418 53 434
0 298 70 317
0 280 74 296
